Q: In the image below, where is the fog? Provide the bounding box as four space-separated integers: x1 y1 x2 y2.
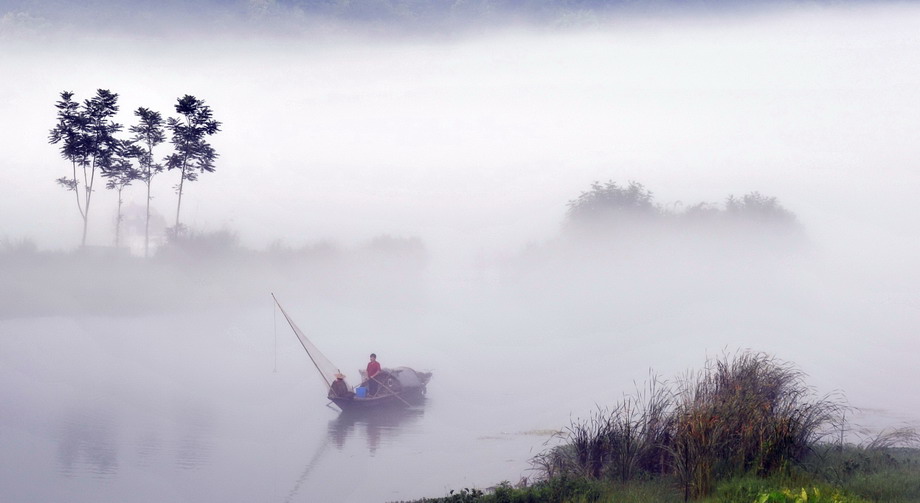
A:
1 2 920 502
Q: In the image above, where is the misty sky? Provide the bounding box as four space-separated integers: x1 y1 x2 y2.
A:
1 1 919 264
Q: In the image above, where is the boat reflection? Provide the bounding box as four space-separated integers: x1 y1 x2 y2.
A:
283 403 428 502
56 409 118 477
327 402 426 454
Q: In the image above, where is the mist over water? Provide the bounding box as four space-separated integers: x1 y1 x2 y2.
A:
2 3 920 502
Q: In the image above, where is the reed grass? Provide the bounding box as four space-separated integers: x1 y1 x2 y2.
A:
535 351 843 500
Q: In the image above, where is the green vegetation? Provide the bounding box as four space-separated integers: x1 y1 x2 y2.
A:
805 443 920 503
395 468 920 503
398 352 920 503
706 477 874 503
392 477 659 503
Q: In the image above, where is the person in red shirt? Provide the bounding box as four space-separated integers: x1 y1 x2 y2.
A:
366 353 381 396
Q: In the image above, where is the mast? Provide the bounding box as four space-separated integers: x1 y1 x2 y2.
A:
272 293 337 389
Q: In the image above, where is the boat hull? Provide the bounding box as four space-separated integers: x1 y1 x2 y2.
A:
330 386 427 410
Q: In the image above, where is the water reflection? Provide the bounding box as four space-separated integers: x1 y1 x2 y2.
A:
328 404 426 453
284 405 427 502
174 405 215 470
53 402 216 478
56 409 118 477
133 430 162 468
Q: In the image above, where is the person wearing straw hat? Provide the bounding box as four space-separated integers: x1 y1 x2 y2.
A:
328 371 353 399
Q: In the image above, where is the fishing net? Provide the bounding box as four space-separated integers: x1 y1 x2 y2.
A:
273 296 341 389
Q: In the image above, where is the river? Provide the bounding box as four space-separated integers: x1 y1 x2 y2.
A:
2 254 918 502
0 297 584 503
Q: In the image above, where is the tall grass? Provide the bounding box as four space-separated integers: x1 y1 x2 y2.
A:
535 351 843 500
534 376 674 482
671 352 841 499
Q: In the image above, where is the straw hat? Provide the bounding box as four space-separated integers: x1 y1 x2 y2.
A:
333 372 346 379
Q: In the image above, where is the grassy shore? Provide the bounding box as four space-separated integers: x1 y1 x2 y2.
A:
395 455 920 503
396 352 920 503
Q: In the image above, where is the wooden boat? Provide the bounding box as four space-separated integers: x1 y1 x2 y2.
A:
329 366 432 410
272 294 432 411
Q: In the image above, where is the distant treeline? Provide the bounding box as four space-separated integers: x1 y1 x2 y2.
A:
566 180 797 228
8 178 799 260
1 177 802 317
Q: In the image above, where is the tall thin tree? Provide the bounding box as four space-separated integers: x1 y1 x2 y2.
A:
128 107 166 257
49 91 89 245
49 89 122 247
164 95 221 236
103 152 140 249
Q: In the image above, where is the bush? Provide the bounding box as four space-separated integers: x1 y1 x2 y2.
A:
566 180 658 225
725 192 796 225
670 352 840 499
563 180 800 240
533 351 842 500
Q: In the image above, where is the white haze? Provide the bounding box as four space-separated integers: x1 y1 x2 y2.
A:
0 5 917 259
1 4 920 502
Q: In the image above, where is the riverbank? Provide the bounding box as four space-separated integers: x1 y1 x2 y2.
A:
396 450 920 502
396 351 920 503
396 445 920 502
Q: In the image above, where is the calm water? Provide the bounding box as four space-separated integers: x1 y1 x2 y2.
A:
0 304 568 503
2 274 917 503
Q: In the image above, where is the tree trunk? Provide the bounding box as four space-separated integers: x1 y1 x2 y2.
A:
175 174 185 230
81 184 92 247
174 156 188 233
115 188 123 248
81 157 97 248
71 160 85 219
80 215 89 248
144 180 151 258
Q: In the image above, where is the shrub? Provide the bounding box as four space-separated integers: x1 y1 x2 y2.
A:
533 351 842 500
671 352 841 499
725 192 796 225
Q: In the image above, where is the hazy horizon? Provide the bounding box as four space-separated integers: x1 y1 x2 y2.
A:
2 2 918 264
